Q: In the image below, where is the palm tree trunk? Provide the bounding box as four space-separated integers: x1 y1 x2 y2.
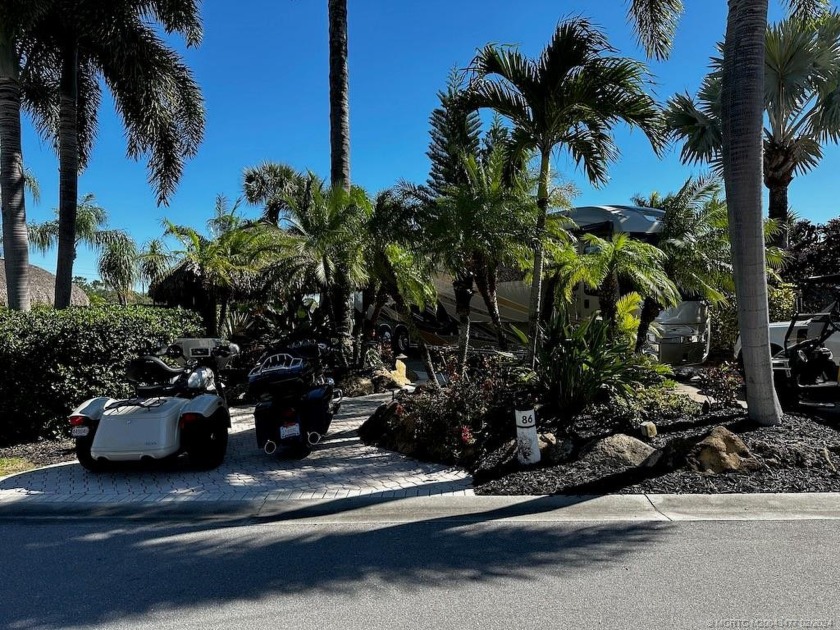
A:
453 273 474 373
525 149 551 367
635 296 662 353
328 0 350 191
598 271 621 334
55 41 80 310
0 31 30 312
331 272 355 369
474 264 508 350
767 179 791 249
721 0 781 426
764 143 794 249
368 285 388 337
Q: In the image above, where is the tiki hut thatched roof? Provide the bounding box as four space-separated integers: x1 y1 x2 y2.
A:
0 258 90 307
149 261 209 308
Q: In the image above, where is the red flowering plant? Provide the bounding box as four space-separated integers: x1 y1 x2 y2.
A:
379 352 537 467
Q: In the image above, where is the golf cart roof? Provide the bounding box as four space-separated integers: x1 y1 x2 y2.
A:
804 274 840 285
565 205 665 235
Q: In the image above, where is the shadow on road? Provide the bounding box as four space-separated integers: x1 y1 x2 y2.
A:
0 497 669 629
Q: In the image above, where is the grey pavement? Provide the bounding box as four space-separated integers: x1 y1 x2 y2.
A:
0 392 473 516
4 391 840 522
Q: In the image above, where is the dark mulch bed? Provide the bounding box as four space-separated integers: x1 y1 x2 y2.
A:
0 437 76 468
476 409 840 495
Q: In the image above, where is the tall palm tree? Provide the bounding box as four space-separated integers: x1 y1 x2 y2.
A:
465 18 665 366
25 0 204 309
625 0 823 425
666 10 840 248
328 0 350 191
0 1 52 311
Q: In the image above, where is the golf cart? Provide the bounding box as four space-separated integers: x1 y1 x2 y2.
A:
773 274 840 409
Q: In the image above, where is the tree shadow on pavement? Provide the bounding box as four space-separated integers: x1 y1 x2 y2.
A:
0 499 670 629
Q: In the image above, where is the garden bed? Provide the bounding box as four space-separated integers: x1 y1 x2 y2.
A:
477 409 840 495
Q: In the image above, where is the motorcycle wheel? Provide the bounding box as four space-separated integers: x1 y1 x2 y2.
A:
75 438 107 473
187 410 229 470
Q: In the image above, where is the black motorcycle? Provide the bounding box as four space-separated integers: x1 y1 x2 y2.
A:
247 340 343 457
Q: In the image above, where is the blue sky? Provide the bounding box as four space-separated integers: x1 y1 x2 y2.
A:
21 0 836 281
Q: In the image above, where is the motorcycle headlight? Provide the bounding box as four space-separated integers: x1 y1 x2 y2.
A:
187 367 213 390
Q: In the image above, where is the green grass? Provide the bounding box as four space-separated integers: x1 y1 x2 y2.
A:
0 457 35 476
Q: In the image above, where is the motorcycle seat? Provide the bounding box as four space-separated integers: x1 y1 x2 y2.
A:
126 356 185 385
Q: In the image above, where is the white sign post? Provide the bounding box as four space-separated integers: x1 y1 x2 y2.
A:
515 408 540 465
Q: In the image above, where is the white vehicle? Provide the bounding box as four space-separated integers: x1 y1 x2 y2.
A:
734 315 840 366
68 338 238 471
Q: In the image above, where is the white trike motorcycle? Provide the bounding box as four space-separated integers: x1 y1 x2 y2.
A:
68 338 238 471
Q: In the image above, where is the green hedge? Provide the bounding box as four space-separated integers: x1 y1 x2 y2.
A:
0 306 203 446
710 283 797 358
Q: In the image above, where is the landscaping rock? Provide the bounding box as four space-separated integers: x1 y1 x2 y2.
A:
686 426 760 474
581 434 656 469
640 421 658 438
538 432 574 465
341 375 375 397
472 439 519 484
358 400 418 456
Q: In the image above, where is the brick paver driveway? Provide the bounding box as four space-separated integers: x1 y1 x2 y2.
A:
0 393 473 508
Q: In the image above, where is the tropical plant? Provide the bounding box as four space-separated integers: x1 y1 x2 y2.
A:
22 0 204 308
563 232 680 339
631 175 733 350
163 195 275 336
624 0 823 425
465 17 665 365
536 310 668 421
97 236 139 305
666 9 840 248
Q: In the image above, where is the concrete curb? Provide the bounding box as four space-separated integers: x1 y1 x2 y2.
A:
3 493 840 522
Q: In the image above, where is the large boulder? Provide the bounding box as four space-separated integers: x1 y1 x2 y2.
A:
581 434 656 468
686 426 760 474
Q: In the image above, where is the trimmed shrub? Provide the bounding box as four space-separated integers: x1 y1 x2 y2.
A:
0 306 203 445
710 283 797 358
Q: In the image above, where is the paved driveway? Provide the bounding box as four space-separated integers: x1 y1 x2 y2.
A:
0 393 473 509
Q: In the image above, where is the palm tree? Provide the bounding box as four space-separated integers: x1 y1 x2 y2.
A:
28 193 141 302
627 0 826 426
631 175 733 351
24 0 204 309
465 18 665 366
666 10 840 248
0 1 52 312
430 149 539 362
164 197 275 336
328 0 350 191
566 232 680 338
365 189 441 388
97 236 139 306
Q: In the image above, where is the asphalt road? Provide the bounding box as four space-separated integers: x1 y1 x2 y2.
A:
3 515 839 630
